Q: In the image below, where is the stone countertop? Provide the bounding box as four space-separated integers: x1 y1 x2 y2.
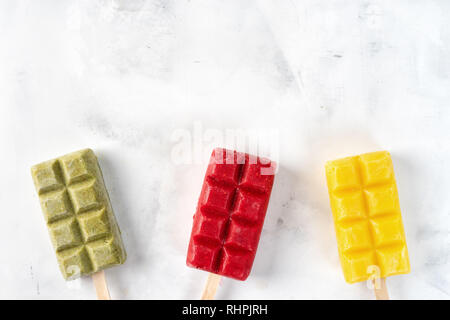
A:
0 0 449 299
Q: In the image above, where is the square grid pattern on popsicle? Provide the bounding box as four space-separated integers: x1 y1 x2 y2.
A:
327 152 409 283
32 151 121 279
188 149 275 280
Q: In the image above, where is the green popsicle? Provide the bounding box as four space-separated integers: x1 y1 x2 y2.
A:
31 149 126 280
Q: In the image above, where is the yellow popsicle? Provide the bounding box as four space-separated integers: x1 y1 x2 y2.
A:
325 151 410 283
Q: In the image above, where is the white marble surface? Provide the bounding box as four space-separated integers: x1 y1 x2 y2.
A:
1 0 449 300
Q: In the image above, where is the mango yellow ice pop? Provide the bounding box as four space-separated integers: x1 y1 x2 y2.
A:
325 151 410 283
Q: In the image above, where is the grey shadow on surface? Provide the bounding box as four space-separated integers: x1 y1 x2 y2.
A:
96 149 156 299
217 165 301 299
391 152 445 297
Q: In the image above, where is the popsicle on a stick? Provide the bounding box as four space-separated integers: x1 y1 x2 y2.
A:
325 151 410 299
187 148 276 299
31 149 126 299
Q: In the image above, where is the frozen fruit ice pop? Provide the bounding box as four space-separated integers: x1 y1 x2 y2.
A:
325 151 410 283
187 148 276 281
31 149 126 280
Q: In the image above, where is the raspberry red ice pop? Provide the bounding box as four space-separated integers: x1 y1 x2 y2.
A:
187 148 276 298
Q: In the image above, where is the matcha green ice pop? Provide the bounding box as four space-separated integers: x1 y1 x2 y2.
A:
31 149 126 298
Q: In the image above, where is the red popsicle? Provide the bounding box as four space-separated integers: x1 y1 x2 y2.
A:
187 148 276 282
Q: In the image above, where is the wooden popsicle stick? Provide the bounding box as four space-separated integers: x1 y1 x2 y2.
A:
92 271 111 300
373 277 389 300
201 273 222 300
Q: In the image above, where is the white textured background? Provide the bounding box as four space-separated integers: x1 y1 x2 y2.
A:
1 0 449 299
